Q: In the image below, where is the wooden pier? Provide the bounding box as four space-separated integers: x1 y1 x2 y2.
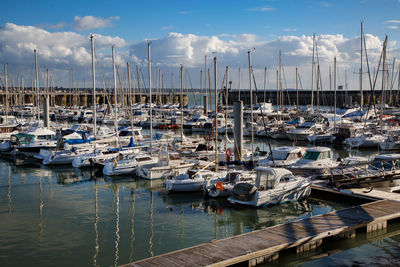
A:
124 198 400 267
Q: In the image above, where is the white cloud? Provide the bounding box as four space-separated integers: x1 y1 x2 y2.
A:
384 19 400 24
178 11 191 15
161 25 173 31
319 1 332 7
283 28 297 32
0 23 127 86
0 22 391 90
386 25 399 30
72 15 119 31
247 6 275 12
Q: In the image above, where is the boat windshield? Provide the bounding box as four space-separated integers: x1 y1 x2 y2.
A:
302 151 320 160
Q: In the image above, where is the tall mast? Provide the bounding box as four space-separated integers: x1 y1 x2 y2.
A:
360 22 363 109
91 35 97 136
127 62 135 141
4 64 8 124
148 42 153 155
213 57 218 172
311 33 315 111
334 57 337 129
381 36 388 134
225 66 229 144
248 51 254 163
263 67 267 103
238 68 241 101
112 45 119 147
296 67 299 112
180 65 184 143
34 49 40 122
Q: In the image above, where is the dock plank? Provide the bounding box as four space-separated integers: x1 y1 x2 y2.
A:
126 199 400 267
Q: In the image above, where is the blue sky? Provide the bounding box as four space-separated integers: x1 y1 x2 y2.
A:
1 0 400 89
3 0 400 41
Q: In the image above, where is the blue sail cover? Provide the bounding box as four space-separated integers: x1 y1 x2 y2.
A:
64 138 95 144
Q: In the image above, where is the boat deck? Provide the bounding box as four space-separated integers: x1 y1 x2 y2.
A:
124 198 400 267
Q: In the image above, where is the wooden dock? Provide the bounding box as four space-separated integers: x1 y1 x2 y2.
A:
124 199 400 267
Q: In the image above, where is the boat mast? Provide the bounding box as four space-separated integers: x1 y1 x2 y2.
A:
214 57 218 172
225 66 229 146
148 42 153 155
90 35 97 137
4 64 8 124
248 51 254 163
263 66 267 103
238 68 241 101
381 36 388 135
112 45 119 148
296 67 299 113
334 57 337 130
180 65 184 143
127 62 135 141
360 22 363 109
34 49 40 122
311 33 315 111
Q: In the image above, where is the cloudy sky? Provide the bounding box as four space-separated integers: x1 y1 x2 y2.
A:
1 0 400 91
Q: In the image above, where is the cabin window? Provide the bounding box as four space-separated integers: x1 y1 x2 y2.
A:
302 151 320 160
134 131 140 135
37 135 52 140
280 174 297 183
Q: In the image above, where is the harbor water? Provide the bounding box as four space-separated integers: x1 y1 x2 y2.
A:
1 136 400 266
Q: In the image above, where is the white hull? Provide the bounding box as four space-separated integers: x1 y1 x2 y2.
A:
228 181 311 207
137 163 195 180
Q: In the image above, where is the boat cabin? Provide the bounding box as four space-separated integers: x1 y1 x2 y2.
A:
255 167 298 191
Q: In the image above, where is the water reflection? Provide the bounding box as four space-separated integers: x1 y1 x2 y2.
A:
113 185 120 267
129 191 135 263
7 165 11 213
93 181 99 267
0 158 362 267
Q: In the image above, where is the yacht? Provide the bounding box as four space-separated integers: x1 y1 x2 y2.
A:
164 169 223 193
204 170 256 198
258 146 305 167
103 153 157 176
136 150 196 180
287 122 324 141
287 146 339 177
228 167 311 207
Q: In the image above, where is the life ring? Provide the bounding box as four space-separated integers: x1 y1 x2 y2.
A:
215 182 224 191
226 148 232 161
113 158 117 167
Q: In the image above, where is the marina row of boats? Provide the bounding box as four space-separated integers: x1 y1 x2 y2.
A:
2 100 400 207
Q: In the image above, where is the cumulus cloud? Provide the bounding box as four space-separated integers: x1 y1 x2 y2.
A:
72 15 119 31
0 22 392 90
0 23 126 86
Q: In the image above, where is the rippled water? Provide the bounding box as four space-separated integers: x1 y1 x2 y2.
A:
2 134 400 267
0 159 346 267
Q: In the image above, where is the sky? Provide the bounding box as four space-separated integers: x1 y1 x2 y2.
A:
1 0 400 91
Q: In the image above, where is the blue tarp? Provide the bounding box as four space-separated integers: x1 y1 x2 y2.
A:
126 137 135 147
285 117 300 124
64 138 95 144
